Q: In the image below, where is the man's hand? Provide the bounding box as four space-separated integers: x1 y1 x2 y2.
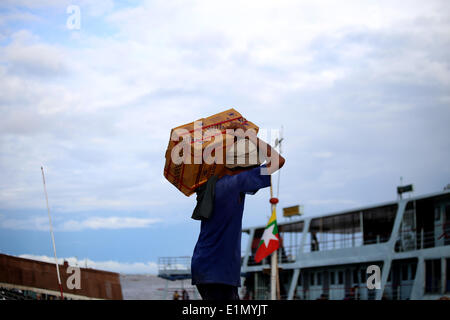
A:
226 122 285 175
259 138 285 175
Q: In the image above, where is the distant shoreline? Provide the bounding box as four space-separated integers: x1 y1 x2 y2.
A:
120 274 197 300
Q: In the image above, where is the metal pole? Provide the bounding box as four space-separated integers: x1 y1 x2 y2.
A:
271 248 277 300
269 179 281 300
275 126 283 199
272 128 283 300
41 166 64 300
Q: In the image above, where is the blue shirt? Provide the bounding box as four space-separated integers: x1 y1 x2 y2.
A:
191 165 271 287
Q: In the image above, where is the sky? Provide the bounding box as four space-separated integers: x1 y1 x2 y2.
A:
0 0 449 274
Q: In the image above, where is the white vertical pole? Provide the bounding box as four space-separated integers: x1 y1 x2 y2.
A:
269 185 280 300
271 249 277 300
41 166 64 299
270 128 283 300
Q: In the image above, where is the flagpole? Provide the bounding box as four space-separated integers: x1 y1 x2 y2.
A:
270 245 277 300
271 127 283 300
269 177 282 300
269 179 277 300
41 166 64 300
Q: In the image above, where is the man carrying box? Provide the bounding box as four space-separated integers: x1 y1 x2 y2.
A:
191 123 285 300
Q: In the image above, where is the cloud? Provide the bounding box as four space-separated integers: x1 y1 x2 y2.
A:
3 41 68 77
0 214 49 231
0 11 43 26
18 254 158 274
0 0 449 231
0 0 115 17
0 214 160 231
59 216 160 231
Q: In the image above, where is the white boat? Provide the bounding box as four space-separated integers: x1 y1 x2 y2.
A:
240 188 450 300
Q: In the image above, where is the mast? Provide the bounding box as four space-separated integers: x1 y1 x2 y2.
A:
270 181 277 300
41 166 64 300
270 127 283 300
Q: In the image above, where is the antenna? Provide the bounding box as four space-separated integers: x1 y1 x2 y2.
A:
274 126 284 198
41 166 64 300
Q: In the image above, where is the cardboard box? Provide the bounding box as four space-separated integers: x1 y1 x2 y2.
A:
163 108 259 196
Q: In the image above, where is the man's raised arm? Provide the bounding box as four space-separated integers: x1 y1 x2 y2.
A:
227 123 285 175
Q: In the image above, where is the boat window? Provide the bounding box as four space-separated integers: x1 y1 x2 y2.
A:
400 196 450 251
363 204 397 246
434 207 440 221
338 271 343 285
307 211 362 252
402 265 408 281
411 263 417 280
425 259 441 294
360 269 366 283
276 221 304 263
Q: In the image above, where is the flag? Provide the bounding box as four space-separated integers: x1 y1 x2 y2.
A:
254 207 280 263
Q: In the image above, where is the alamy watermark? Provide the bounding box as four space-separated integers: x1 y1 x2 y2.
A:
66 5 81 30
170 121 281 175
66 266 81 290
366 265 381 290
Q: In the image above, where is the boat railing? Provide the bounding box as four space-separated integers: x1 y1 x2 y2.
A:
395 224 450 252
158 256 191 273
